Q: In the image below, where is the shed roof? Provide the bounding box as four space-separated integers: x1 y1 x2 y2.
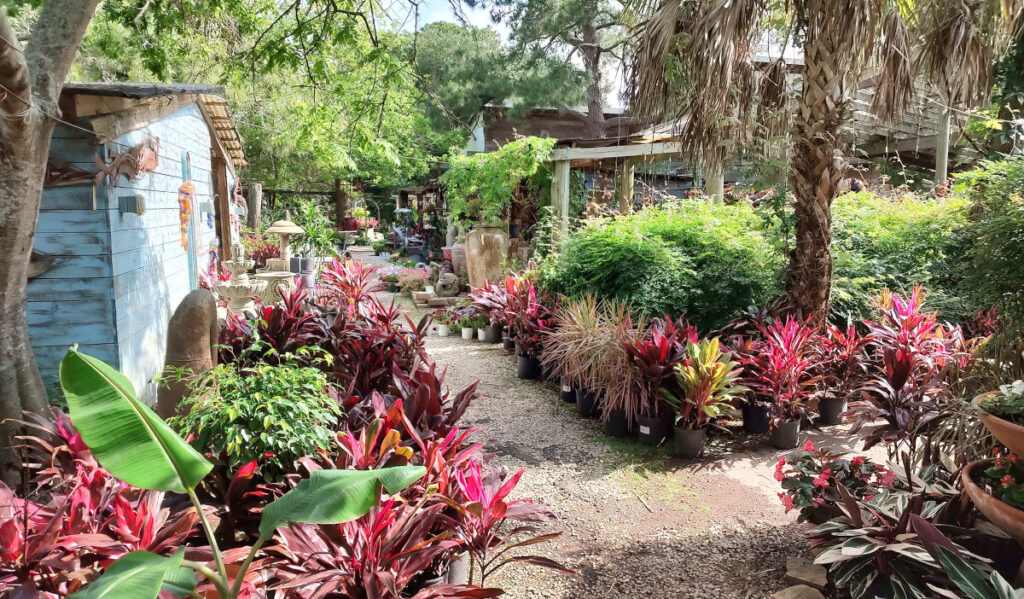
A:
62 82 248 169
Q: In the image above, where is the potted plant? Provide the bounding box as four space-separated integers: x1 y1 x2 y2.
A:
962 452 1024 545
434 310 455 337
460 315 477 340
974 381 1024 457
663 338 747 458
540 295 605 404
505 276 550 380
811 324 873 425
470 314 488 341
623 317 696 446
741 317 819 449
594 302 641 425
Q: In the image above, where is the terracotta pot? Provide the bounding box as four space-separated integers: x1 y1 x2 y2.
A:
465 226 509 289
973 393 1024 458
963 459 1024 545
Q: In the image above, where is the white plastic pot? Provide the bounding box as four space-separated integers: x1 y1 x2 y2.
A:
425 285 435 294
477 328 486 341
436 324 449 337
461 327 475 340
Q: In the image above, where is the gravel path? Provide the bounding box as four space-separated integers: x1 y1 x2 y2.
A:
386 291 872 598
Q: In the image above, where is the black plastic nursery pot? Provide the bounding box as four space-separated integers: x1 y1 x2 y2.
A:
637 413 671 446
503 335 516 351
576 390 598 416
603 408 630 437
742 402 772 434
509 222 521 239
769 419 801 449
484 324 503 343
517 354 542 380
674 426 706 459
560 379 577 403
818 396 846 426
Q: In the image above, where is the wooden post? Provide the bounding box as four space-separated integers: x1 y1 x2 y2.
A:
618 157 637 214
935 107 951 186
334 178 345 228
247 182 262 230
551 160 571 241
212 155 231 260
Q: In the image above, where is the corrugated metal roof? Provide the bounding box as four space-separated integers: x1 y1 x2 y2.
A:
63 82 248 168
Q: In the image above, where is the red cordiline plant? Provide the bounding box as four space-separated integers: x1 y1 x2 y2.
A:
468 282 510 327
741 316 820 426
505 276 554 357
810 323 874 404
622 316 698 419
849 288 969 459
1 410 201 598
319 257 385 314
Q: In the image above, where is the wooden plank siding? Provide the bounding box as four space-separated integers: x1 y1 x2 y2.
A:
28 123 116 393
27 103 225 402
106 103 217 400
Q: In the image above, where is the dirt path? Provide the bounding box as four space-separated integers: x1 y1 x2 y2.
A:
388 291 870 598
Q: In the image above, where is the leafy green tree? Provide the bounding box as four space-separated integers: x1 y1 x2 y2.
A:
410 21 586 129
471 0 626 137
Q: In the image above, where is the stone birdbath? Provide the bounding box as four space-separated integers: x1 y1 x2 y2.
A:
265 213 304 272
215 249 267 315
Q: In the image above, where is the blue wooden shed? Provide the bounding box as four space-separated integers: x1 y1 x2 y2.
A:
30 82 248 402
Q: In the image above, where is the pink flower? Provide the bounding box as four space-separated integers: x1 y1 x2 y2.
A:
878 468 897 489
851 456 865 467
1002 474 1015 488
778 493 795 512
813 497 825 506
812 468 831 488
803 441 815 451
774 456 786 481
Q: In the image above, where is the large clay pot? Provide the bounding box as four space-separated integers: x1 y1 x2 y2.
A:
963 459 1024 545
465 226 509 289
973 393 1024 458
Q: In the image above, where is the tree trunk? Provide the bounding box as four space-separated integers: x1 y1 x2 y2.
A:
0 125 55 485
581 23 605 138
0 0 101 485
785 5 850 324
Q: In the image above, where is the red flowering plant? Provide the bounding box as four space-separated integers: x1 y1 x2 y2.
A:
741 316 820 427
775 441 897 523
981 448 1024 510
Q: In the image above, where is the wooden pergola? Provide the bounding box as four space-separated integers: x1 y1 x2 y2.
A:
548 141 684 238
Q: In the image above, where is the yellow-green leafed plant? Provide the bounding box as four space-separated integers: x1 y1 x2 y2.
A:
662 338 747 431
59 348 424 599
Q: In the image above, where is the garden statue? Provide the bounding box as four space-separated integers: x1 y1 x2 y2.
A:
157 289 218 418
435 272 461 297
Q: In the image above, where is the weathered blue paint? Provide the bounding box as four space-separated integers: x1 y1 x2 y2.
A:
28 102 233 402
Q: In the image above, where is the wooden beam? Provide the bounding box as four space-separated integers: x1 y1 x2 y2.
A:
212 155 232 261
88 96 197 144
551 160 571 241
549 141 683 162
617 157 638 214
261 188 333 196
247 182 263 229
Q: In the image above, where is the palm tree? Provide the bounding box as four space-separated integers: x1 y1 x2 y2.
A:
630 0 1022 323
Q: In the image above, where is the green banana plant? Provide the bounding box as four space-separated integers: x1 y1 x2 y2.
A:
59 348 425 599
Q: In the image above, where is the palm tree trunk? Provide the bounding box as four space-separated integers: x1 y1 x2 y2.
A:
785 4 851 324
581 23 606 138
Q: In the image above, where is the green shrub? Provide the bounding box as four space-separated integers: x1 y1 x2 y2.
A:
172 363 341 475
829 191 971 323
540 202 782 330
954 158 1024 331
